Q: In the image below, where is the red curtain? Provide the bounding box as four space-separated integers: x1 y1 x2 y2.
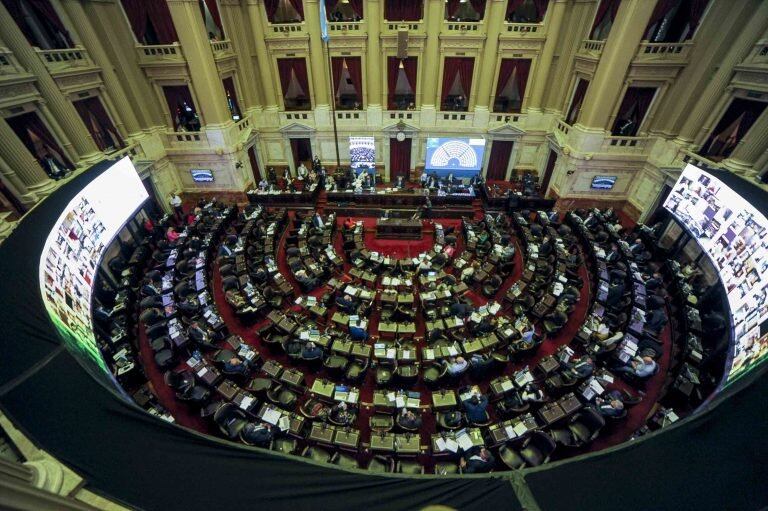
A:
442 58 474 107
470 0 486 19
162 85 195 130
201 0 224 36
494 59 516 110
345 57 363 104
6 112 73 168
612 87 656 135
446 0 461 18
486 141 513 181
390 138 411 181
146 0 178 43
590 0 620 38
688 0 709 34
643 0 677 40
532 0 549 20
263 0 279 22
565 79 589 125
387 57 400 109
222 77 241 117
287 0 304 20
505 0 525 18
703 99 768 158
384 0 422 21
119 0 147 42
277 58 309 100
247 145 261 181
403 57 417 94
26 0 74 46
331 57 345 96
514 59 531 105
324 0 339 17
349 0 363 18
74 97 124 151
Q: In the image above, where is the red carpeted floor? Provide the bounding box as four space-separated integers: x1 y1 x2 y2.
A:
136 208 671 470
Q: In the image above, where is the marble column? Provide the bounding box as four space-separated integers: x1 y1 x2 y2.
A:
0 116 56 202
60 0 141 138
576 0 657 131
525 0 567 112
167 0 232 127
0 2 100 161
304 0 331 127
722 108 768 176
245 0 279 109
472 0 506 127
366 0 382 125
219 0 262 110
419 0 444 125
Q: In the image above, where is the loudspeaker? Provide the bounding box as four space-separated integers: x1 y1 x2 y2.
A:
397 29 408 60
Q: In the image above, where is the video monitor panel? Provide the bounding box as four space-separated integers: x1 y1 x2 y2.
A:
39 157 148 380
191 169 214 182
425 137 486 178
349 136 375 172
664 164 768 385
591 176 617 190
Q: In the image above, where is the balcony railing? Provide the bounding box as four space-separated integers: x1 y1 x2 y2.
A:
270 22 306 35
444 21 482 32
0 47 25 76
335 110 365 123
601 136 651 154
579 39 605 58
555 119 571 137
491 113 524 124
328 21 364 32
384 21 423 32
437 111 473 126
210 39 233 57
136 43 185 65
35 46 93 73
386 110 420 124
743 40 768 65
280 111 314 124
165 130 209 148
635 42 693 63
504 22 543 35
678 148 721 170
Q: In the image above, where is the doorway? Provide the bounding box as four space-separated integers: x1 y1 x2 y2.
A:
486 141 513 181
247 145 262 183
290 137 313 170
540 148 558 196
389 137 411 183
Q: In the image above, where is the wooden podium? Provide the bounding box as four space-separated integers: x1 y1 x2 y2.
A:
375 218 422 239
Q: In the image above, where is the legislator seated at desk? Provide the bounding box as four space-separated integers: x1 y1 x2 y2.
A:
463 394 489 425
459 446 495 474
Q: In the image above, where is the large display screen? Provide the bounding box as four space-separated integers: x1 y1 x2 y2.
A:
349 136 375 171
425 137 486 177
39 157 148 378
664 164 768 385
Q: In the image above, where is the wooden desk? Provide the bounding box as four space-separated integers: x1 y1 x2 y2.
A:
395 434 421 455
309 423 336 444
310 379 335 401
262 360 283 379
216 380 239 400
431 390 458 411
333 429 360 450
279 368 305 389
376 218 422 240
370 432 396 452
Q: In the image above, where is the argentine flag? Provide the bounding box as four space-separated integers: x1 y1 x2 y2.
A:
319 0 330 42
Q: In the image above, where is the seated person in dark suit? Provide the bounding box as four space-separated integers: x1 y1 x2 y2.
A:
241 422 273 448
644 272 664 291
539 236 554 256
605 244 621 263
459 446 495 473
223 357 250 376
178 296 201 315
225 289 247 310
606 281 626 307
329 402 354 426
301 341 323 359
141 278 163 297
349 323 369 342
217 237 236 261
563 355 595 380
397 409 422 430
595 390 625 417
140 307 164 325
188 321 215 346
450 300 472 318
463 394 489 424
628 238 645 256
336 294 357 314
645 307 667 334
294 269 318 290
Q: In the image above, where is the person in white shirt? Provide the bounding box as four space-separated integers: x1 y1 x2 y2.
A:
445 356 468 375
258 178 268 191
168 192 183 220
297 163 308 181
